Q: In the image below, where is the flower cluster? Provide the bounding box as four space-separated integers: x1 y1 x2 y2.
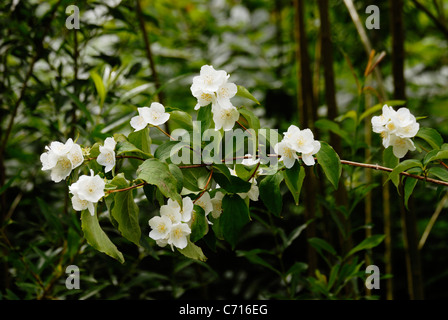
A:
40 138 84 183
371 105 419 158
190 65 239 131
69 170 106 216
274 125 321 168
148 197 194 250
130 102 170 131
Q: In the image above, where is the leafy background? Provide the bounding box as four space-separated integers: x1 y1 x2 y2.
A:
1 0 448 300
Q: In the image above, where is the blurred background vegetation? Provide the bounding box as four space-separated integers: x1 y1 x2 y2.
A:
1 0 448 300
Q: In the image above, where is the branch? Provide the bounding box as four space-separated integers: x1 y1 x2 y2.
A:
411 0 448 39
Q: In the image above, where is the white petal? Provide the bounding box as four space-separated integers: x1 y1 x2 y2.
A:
67 144 84 169
302 153 316 166
130 115 147 131
50 156 73 182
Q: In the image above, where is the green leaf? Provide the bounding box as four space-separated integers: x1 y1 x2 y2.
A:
128 126 152 155
416 127 444 150
314 119 352 145
238 107 260 130
424 149 448 165
428 166 448 182
190 205 208 242
169 110 193 132
236 249 282 276
308 237 337 257
62 87 94 124
404 177 418 210
283 161 306 205
197 105 213 134
81 210 125 263
154 140 189 162
90 71 106 107
315 141 342 189
213 172 251 194
221 194 251 248
346 234 385 258
259 171 283 216
110 190 141 246
169 164 183 193
181 167 210 192
178 238 207 261
137 158 182 204
236 85 260 105
388 159 423 189
383 146 399 168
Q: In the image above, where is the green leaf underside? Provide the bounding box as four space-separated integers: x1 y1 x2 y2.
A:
81 210 125 264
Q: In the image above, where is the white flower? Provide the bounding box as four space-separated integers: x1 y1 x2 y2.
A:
286 127 316 154
242 153 260 166
216 82 237 106
274 140 298 169
69 170 105 215
130 102 170 131
211 191 225 219
194 192 213 216
372 105 419 158
97 137 116 173
70 170 105 203
167 223 191 250
149 196 195 250
71 193 94 216
40 138 84 183
130 110 148 132
148 215 172 241
191 84 216 110
144 102 170 126
301 141 321 166
238 179 259 202
191 65 228 94
160 199 183 224
212 103 240 131
389 135 416 159
160 197 194 224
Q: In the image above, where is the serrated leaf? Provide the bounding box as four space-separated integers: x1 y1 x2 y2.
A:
81 210 124 263
315 141 342 189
